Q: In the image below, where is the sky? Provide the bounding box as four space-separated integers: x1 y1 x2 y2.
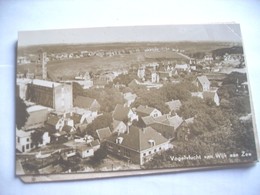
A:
18 23 242 46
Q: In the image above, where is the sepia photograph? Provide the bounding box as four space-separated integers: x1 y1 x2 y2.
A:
15 24 259 178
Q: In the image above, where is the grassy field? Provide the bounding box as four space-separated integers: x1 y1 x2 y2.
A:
17 41 240 79
17 51 188 79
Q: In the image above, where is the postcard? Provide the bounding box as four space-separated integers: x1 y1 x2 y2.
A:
16 24 259 182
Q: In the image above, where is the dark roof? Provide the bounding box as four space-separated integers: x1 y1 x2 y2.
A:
46 115 60 126
62 125 73 133
96 127 111 141
106 126 168 152
136 105 157 116
74 96 99 110
141 116 155 126
71 113 82 124
113 104 131 121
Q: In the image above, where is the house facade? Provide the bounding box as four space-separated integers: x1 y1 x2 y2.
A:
112 120 127 134
194 75 211 91
105 126 170 165
150 115 183 139
16 129 33 153
77 145 94 158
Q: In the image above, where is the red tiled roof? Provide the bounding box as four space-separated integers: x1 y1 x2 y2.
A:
106 126 168 152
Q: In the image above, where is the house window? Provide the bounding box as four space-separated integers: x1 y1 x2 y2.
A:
159 147 162 150
149 151 152 154
17 137 20 143
154 149 157 152
26 144 30 150
27 138 30 142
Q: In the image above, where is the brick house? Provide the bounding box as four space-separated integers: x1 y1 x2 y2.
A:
105 126 170 165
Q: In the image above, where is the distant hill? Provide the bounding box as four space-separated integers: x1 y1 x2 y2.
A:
17 41 239 56
212 46 244 57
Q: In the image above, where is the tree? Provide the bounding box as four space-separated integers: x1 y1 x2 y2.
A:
86 113 113 138
161 82 193 102
133 88 170 114
113 73 138 86
90 146 107 166
31 130 44 148
16 96 29 129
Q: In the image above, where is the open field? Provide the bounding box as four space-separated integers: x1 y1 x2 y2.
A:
17 41 242 79
17 51 188 79
18 41 239 56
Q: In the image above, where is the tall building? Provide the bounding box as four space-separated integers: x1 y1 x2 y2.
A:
26 79 73 112
41 52 47 80
35 52 48 79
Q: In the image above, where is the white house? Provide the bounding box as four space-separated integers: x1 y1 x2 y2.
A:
38 131 51 147
194 75 211 91
77 145 94 159
16 129 32 153
112 120 127 134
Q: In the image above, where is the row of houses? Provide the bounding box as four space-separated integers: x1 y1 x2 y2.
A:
16 73 220 167
136 62 198 84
